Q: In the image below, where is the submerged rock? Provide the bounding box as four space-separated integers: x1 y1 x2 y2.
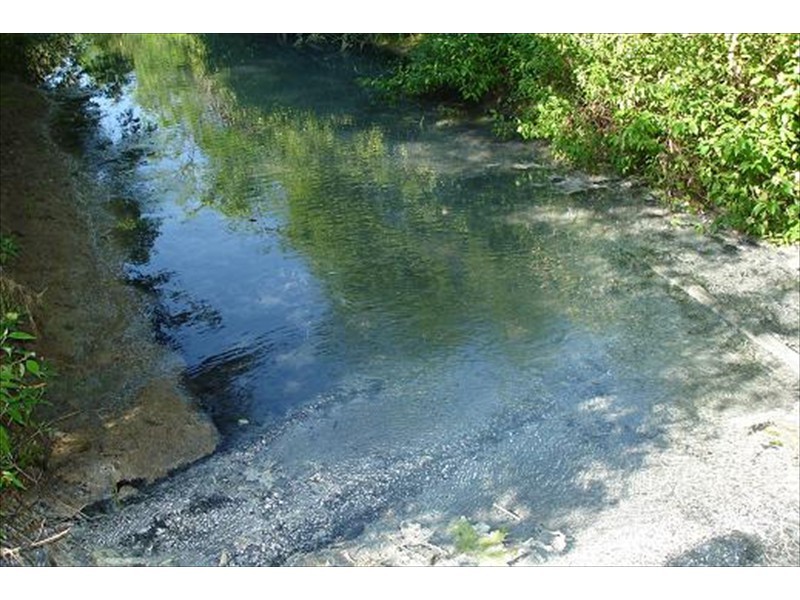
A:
46 378 219 511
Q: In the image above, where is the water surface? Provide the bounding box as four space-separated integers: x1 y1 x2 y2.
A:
57 35 796 565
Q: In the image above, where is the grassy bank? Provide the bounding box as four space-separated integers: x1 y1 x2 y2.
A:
371 34 799 243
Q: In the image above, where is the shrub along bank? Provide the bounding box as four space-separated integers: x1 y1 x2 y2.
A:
374 34 799 243
0 239 48 492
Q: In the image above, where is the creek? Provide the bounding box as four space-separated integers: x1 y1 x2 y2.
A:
44 35 799 566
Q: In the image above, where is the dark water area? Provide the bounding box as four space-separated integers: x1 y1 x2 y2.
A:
46 35 798 566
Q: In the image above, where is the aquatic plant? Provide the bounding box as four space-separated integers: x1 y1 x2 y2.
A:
451 517 509 558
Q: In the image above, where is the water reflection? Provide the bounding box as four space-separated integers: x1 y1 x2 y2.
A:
72 34 768 438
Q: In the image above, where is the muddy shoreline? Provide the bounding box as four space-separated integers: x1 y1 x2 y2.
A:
0 77 219 555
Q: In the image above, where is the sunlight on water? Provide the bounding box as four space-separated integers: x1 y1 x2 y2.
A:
58 35 797 566
79 35 769 440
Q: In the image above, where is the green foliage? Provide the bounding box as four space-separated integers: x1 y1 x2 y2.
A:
0 34 78 83
378 33 800 242
0 311 48 491
0 235 19 266
374 34 576 108
377 34 508 102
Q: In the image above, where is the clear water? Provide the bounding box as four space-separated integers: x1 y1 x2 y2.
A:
56 35 795 565
85 38 674 433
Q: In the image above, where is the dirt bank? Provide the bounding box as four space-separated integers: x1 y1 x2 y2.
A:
0 77 219 548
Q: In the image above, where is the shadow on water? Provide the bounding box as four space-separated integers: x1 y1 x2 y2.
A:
52 35 798 565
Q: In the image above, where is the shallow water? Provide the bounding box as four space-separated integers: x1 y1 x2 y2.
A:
52 35 798 565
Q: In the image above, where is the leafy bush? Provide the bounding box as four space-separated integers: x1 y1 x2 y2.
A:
378 34 508 102
375 34 576 107
0 240 48 491
0 311 48 490
376 34 800 242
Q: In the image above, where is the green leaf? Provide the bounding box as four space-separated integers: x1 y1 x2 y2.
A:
25 359 41 376
0 425 10 455
6 404 24 425
1 469 24 490
8 331 35 341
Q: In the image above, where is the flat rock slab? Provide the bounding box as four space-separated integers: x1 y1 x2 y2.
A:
46 378 219 513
